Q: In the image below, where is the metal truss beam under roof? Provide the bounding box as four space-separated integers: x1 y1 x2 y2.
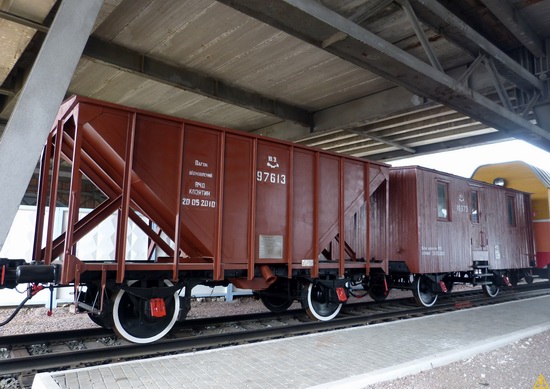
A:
217 0 550 150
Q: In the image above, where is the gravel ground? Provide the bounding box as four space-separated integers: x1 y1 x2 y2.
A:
1 294 548 388
0 296 274 335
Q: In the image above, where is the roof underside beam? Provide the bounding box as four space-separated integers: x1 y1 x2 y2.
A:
407 0 543 91
298 113 491 155
216 0 550 147
83 37 313 128
478 0 546 58
313 62 500 134
314 86 436 132
367 131 513 161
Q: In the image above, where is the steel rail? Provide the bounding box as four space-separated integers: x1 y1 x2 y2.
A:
1 284 548 378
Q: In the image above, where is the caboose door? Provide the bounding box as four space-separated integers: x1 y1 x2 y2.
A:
469 187 488 261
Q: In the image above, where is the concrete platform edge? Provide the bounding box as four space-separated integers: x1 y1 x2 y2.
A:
32 373 62 389
309 322 550 389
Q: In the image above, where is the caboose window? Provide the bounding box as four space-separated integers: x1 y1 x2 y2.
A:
506 195 516 226
437 181 449 220
470 190 479 223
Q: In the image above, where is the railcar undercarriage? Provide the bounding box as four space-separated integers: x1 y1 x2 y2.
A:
0 260 358 343
384 266 540 307
0 257 545 343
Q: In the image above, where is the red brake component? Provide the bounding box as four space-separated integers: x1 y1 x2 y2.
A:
31 284 45 296
438 280 448 293
1 265 5 286
335 287 347 302
150 298 167 318
502 275 511 286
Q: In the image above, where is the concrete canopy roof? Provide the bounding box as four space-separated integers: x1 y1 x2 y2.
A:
1 0 550 162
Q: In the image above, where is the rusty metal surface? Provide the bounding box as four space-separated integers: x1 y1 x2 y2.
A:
389 166 534 274
36 96 389 285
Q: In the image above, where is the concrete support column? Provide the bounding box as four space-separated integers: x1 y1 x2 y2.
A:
0 0 104 250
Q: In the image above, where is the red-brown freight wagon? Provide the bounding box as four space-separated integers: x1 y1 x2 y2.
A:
0 96 389 343
386 166 535 306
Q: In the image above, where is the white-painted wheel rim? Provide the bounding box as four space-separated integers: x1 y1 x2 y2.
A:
112 280 179 344
484 284 499 297
415 276 437 307
306 283 342 321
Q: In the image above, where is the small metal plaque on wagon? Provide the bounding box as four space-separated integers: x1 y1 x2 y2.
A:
301 259 314 267
259 235 283 259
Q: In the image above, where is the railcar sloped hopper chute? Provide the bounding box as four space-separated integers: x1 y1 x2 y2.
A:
0 96 389 343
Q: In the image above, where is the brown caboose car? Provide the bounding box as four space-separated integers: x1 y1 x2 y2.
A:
386 166 535 306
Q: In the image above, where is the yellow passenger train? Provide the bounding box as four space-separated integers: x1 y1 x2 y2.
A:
472 161 550 280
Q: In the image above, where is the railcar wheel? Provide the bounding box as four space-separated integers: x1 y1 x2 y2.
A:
301 282 342 321
524 270 534 285
259 278 293 313
412 275 437 307
368 274 389 302
482 283 499 297
112 280 180 344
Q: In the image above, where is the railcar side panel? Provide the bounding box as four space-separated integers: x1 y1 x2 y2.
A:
318 155 341 260
36 96 389 286
482 188 534 269
221 135 254 264
255 141 291 262
416 170 476 273
388 167 420 273
181 126 222 258
291 149 315 263
369 183 388 266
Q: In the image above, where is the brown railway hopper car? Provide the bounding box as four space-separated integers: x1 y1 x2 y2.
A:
0 96 389 343
386 166 535 307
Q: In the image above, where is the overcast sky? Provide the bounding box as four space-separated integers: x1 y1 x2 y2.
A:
389 139 550 178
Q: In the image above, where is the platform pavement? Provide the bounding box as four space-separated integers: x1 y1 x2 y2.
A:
33 294 550 389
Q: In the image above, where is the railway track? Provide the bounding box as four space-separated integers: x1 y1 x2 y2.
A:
1 283 549 388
